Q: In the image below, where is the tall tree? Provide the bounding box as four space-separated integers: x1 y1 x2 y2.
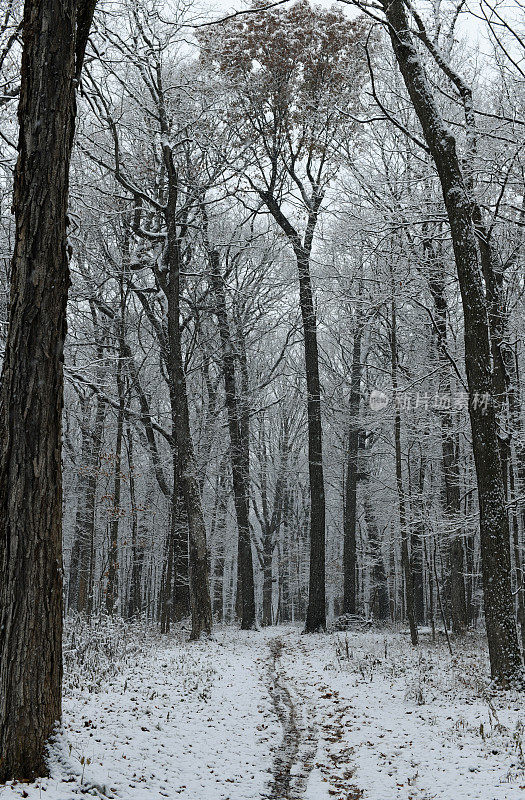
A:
0 0 97 781
205 232 256 629
199 0 369 631
343 301 364 615
378 0 523 684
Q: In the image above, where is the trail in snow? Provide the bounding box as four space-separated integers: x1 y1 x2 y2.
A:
0 625 523 800
265 636 318 799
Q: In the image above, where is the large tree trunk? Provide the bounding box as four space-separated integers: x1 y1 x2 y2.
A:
172 486 190 623
208 246 256 629
159 509 175 634
164 147 212 639
295 244 326 632
127 429 148 619
210 467 228 623
77 389 104 616
0 0 96 781
343 317 363 615
382 0 523 684
410 453 426 626
68 386 104 615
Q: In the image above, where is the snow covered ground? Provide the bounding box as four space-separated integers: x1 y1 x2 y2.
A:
1 620 523 800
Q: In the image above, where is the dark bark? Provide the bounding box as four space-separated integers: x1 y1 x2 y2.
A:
172 485 190 623
78 389 104 616
159 510 175 634
68 385 104 615
391 297 418 646
410 454 426 626
343 317 363 615
382 0 522 683
68 396 92 611
260 420 289 627
258 190 326 632
163 147 212 639
127 429 147 619
0 0 96 781
207 245 256 629
510 462 525 654
105 338 125 616
297 241 326 633
210 467 228 622
278 487 294 623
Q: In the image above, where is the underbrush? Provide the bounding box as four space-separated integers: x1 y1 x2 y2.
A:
63 613 163 695
333 628 493 699
333 627 525 782
63 613 217 702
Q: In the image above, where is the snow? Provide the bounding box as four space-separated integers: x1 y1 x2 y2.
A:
1 623 523 800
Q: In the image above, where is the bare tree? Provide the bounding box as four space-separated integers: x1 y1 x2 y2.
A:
376 0 523 684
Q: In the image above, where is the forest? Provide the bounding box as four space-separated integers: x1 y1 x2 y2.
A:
0 0 524 798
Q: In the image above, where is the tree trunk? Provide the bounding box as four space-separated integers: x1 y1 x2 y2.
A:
410 454 426 626
105 344 125 616
68 387 104 615
364 495 389 621
391 297 418 646
382 0 522 684
172 484 190 623
343 317 363 615
211 468 228 623
78 389 104 616
296 244 326 632
510 462 525 654
427 255 467 634
257 190 326 632
262 549 273 627
127 429 148 619
164 147 211 639
68 396 92 611
208 246 256 629
159 512 175 634
0 0 96 781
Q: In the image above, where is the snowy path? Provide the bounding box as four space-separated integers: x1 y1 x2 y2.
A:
265 636 318 799
0 625 524 800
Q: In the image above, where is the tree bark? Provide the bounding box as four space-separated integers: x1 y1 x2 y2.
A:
127 428 147 619
208 245 256 629
343 316 363 615
296 241 326 633
105 336 125 616
258 190 326 632
0 0 96 781
68 395 92 611
210 467 228 622
410 453 426 626
163 146 212 639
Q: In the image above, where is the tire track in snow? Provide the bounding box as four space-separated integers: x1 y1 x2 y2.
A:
265 636 318 799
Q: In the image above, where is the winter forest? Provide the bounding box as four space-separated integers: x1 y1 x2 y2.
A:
0 0 524 797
